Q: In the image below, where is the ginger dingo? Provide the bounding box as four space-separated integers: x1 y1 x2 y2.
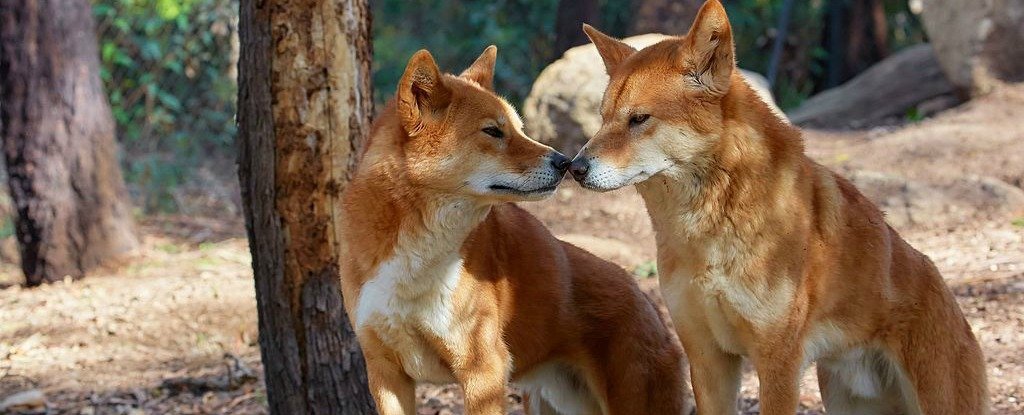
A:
339 46 693 415
569 1 987 414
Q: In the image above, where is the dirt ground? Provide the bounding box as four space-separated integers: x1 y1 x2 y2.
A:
2 85 1023 414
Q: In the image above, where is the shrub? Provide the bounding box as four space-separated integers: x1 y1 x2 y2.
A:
94 0 237 212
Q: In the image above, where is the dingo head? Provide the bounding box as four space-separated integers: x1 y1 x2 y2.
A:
395 46 570 201
569 0 736 191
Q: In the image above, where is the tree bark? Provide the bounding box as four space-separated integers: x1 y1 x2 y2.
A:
554 0 600 57
0 0 138 286
236 0 375 414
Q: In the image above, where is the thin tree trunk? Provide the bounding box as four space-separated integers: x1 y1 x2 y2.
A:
554 0 600 57
236 0 376 413
0 0 138 286
822 0 889 88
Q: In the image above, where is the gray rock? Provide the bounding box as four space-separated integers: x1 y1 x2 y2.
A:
847 170 1024 229
920 0 1024 95
0 389 46 413
789 44 959 129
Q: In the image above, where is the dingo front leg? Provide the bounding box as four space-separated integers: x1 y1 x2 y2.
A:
364 349 416 415
455 336 512 415
678 323 742 415
751 342 803 415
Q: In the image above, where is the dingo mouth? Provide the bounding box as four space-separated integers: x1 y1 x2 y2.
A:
488 183 559 196
575 168 657 192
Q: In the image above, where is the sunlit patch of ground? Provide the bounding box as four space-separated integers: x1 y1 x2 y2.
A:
0 212 1020 414
3 85 1024 414
0 228 265 414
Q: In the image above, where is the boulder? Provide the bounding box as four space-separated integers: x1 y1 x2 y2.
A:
789 44 959 129
919 0 1024 95
847 170 1024 229
0 390 46 413
523 33 781 155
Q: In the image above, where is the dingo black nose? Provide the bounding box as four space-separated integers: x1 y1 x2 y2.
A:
569 157 589 179
550 152 571 173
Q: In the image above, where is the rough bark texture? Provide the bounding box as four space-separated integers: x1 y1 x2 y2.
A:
0 0 138 286
236 0 376 414
554 0 600 57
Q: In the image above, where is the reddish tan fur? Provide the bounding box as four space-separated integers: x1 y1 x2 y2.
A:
340 47 692 415
574 2 988 414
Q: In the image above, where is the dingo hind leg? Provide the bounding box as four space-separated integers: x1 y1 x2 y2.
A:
887 311 987 414
518 362 602 415
817 347 916 415
885 248 988 414
522 391 562 415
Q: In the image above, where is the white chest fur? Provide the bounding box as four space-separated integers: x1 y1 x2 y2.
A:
352 198 487 383
355 253 462 336
356 251 462 383
660 235 795 356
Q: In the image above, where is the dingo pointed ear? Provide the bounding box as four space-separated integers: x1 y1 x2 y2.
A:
398 49 452 136
684 0 734 96
461 45 497 91
583 24 636 74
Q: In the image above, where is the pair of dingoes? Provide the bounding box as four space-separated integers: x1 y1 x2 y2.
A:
338 2 988 414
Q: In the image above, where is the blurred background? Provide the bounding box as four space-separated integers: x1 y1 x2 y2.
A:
1 0 1022 414
36 0 931 216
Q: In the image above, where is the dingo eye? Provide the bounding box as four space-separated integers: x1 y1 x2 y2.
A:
629 114 651 126
482 126 504 138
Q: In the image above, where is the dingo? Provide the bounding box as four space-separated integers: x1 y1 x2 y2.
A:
340 46 692 415
570 2 987 414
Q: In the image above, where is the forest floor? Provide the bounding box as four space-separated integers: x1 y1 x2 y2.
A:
1 85 1023 414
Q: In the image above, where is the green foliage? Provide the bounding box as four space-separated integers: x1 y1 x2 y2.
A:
372 0 560 106
633 260 658 278
724 0 926 109
372 0 635 107
725 0 827 110
905 107 924 123
93 0 237 212
597 0 634 38
87 0 928 215
0 217 13 240
1012 218 1024 228
372 1 925 111
884 0 928 50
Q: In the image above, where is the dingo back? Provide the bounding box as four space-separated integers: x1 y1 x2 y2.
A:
571 1 987 414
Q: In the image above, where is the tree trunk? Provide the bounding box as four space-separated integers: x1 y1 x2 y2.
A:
554 0 600 57
236 0 376 414
822 0 889 88
0 0 138 287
